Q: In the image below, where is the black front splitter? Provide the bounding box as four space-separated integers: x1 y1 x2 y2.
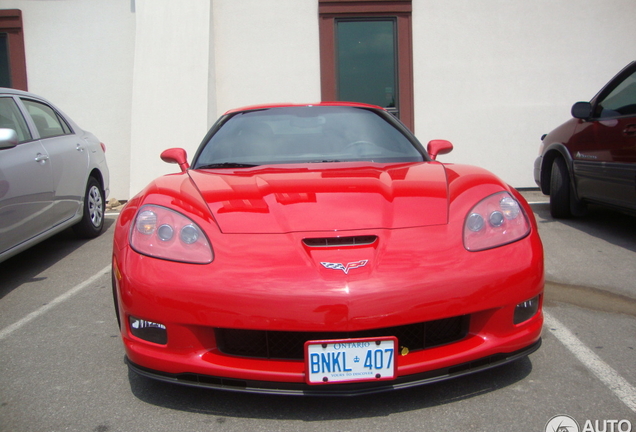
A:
126 339 541 397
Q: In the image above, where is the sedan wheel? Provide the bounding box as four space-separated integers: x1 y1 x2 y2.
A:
73 177 105 238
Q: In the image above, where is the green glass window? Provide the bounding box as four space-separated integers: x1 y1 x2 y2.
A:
336 19 397 111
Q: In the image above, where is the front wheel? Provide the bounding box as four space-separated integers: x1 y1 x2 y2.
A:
549 157 572 218
73 177 105 238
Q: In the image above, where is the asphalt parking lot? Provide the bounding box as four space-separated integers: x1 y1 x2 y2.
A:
0 191 634 432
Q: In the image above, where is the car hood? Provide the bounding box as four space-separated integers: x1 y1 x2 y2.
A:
188 162 449 234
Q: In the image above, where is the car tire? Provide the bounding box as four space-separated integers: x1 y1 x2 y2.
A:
73 176 105 238
549 157 572 218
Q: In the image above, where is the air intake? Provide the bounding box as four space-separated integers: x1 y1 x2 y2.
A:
302 235 378 248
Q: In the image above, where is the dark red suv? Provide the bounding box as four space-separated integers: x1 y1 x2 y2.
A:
534 61 636 218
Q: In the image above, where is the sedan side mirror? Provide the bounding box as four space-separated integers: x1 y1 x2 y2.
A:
571 101 593 120
0 128 18 150
160 148 190 172
427 139 453 161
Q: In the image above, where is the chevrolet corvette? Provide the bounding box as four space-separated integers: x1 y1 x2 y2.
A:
112 102 543 395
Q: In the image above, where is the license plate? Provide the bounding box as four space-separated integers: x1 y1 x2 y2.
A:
305 336 397 385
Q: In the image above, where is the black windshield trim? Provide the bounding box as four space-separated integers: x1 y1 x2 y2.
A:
196 162 260 169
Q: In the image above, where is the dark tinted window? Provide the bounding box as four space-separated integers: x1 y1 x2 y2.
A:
337 19 397 110
598 69 636 118
194 106 423 168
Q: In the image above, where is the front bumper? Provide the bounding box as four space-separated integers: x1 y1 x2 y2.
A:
113 228 544 394
126 339 541 396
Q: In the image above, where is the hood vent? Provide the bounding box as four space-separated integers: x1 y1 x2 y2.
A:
302 235 378 248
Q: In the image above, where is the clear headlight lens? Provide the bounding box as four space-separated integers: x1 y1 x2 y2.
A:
157 224 174 241
466 213 485 232
500 195 521 219
136 210 157 235
180 224 200 244
463 192 530 251
130 204 213 264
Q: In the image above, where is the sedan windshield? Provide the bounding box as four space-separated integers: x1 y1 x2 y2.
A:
193 106 424 168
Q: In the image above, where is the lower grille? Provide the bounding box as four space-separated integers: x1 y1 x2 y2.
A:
215 315 470 360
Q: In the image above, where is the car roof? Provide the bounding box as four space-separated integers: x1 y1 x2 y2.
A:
0 87 56 106
223 101 385 115
0 87 38 97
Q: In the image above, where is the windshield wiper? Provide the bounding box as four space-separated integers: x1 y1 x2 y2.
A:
197 162 260 169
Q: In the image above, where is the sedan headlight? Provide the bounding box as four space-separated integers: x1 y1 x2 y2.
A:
463 192 530 251
130 204 214 264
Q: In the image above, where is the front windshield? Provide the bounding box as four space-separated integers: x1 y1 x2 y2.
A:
193 106 424 168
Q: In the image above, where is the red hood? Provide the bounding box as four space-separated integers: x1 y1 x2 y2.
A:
188 162 449 234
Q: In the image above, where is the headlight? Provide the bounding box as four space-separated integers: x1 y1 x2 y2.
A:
130 204 214 264
463 192 530 251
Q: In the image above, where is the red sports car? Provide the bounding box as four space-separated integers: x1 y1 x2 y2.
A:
112 102 543 395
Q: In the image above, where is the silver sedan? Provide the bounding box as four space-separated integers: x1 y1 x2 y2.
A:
0 88 109 263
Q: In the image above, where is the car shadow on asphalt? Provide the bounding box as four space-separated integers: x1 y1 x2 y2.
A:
0 218 115 300
126 357 533 419
532 203 636 253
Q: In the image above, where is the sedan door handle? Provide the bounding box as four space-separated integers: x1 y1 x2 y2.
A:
623 124 636 136
34 153 49 163
76 143 85 152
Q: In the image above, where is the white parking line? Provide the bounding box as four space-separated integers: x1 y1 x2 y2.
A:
544 310 636 413
0 265 111 341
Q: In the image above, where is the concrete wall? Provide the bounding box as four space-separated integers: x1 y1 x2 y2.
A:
128 0 322 196
129 0 213 195
0 0 135 200
412 0 636 186
212 0 322 114
1 0 634 198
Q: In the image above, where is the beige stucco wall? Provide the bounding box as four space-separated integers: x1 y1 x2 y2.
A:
412 0 636 186
128 0 213 195
0 0 135 200
212 0 322 114
2 0 635 197
129 0 321 197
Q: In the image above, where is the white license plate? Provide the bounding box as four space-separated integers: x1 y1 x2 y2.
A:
305 336 397 385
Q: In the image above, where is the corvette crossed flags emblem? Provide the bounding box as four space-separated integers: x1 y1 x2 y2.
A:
320 260 368 274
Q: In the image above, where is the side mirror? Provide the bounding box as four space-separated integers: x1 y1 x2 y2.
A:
427 139 453 161
571 101 593 120
160 148 189 172
0 128 18 150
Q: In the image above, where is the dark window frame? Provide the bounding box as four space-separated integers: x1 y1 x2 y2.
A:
319 0 414 131
0 9 27 91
